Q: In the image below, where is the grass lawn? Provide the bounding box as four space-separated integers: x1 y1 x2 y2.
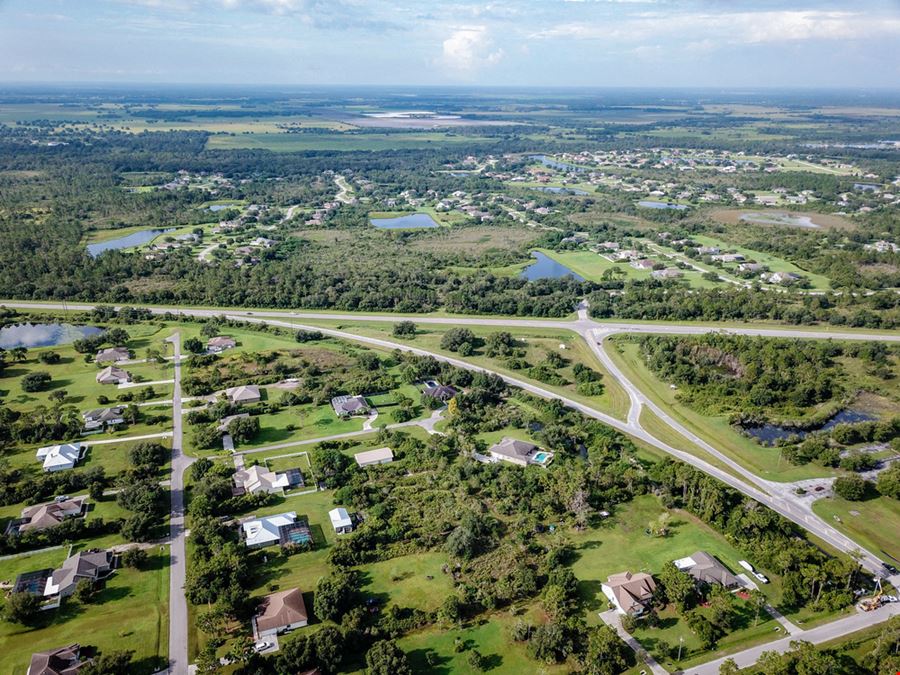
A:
812 495 900 564
359 552 453 612
398 606 570 675
606 339 835 482
0 551 170 675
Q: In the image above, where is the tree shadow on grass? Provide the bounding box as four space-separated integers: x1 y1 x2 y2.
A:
577 579 607 614
407 647 453 674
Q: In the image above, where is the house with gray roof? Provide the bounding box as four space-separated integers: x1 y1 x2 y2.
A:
96 366 131 385
488 437 554 468
44 550 115 599
331 394 369 417
95 347 130 364
673 551 740 589
82 406 126 432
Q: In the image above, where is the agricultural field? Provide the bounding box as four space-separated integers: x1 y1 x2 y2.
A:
206 131 494 152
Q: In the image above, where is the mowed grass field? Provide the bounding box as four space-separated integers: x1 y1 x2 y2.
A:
812 495 900 564
0 552 170 675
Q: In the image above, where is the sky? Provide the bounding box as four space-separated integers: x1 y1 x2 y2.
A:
1 0 899 88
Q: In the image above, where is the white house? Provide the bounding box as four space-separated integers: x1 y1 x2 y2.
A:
329 507 353 535
354 447 394 468
241 512 296 548
233 465 290 495
36 443 83 472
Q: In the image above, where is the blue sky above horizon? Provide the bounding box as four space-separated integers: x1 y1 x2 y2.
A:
2 0 899 88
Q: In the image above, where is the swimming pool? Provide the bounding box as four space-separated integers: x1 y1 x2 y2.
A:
532 452 550 464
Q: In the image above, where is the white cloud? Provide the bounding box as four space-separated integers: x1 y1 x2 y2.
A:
440 25 504 71
530 10 900 45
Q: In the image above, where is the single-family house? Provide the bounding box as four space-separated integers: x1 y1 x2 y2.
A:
329 507 353 535
738 262 764 273
712 253 745 263
615 249 641 261
764 271 801 285
422 381 457 402
354 447 394 467
36 443 84 472
241 512 297 548
651 268 682 280
673 551 740 589
7 497 87 536
207 336 237 353
253 588 309 638
697 246 720 256
82 406 125 432
44 550 115 599
602 571 657 615
95 366 130 385
95 347 130 364
225 385 261 405
331 394 369 417
233 465 290 496
630 258 656 271
26 644 87 675
488 437 554 467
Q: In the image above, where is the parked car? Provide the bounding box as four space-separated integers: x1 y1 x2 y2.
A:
253 641 270 653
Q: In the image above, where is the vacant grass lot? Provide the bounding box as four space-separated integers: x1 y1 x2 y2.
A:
812 495 900 564
398 607 571 675
0 552 170 675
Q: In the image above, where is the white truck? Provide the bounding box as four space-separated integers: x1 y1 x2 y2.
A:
739 560 769 584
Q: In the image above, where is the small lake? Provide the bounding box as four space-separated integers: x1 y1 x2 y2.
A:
638 201 689 211
530 155 586 173
739 212 820 229
0 323 103 349
742 409 876 445
520 251 585 282
532 187 589 196
209 204 238 212
370 213 441 229
87 228 174 257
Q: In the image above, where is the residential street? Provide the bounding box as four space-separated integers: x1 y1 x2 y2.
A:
166 333 193 675
685 603 900 674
